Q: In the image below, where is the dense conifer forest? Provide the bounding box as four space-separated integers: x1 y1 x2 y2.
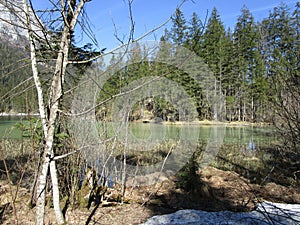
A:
1 2 299 123
98 2 299 122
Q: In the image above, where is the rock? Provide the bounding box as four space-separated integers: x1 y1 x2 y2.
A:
141 202 300 225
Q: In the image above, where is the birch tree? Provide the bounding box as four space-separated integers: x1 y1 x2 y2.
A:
24 1 87 224
0 0 92 224
24 1 90 224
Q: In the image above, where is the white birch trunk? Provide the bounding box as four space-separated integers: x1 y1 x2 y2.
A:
48 1 86 220
22 0 87 224
22 0 48 137
22 1 50 224
34 158 49 225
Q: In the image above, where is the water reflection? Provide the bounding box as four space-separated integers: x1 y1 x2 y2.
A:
85 122 278 186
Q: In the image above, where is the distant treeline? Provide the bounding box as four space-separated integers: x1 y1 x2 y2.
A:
1 2 299 123
0 41 37 113
98 2 299 122
0 34 98 114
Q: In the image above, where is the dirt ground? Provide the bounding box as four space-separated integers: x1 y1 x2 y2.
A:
1 166 299 225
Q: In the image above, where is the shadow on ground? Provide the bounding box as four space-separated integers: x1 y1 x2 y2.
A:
127 165 300 218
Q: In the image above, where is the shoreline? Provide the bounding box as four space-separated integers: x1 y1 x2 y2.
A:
0 112 39 117
0 113 272 127
136 119 272 127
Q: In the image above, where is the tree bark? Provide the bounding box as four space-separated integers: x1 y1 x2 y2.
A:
22 0 87 224
22 1 50 224
34 159 49 225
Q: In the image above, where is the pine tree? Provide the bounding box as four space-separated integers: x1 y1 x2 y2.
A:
201 7 227 120
222 28 237 121
233 6 258 121
250 27 268 122
186 12 204 54
168 8 188 46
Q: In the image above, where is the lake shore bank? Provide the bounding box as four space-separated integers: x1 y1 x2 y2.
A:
0 112 39 117
0 113 272 127
137 119 272 127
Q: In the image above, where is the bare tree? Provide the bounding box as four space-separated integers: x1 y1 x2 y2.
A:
271 67 300 177
23 1 89 224
0 0 92 224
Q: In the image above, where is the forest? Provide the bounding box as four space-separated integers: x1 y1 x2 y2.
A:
98 2 299 124
0 1 299 224
1 2 299 124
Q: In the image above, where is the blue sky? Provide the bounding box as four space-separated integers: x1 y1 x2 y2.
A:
32 0 299 51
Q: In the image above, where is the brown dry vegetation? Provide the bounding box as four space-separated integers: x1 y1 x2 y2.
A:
1 134 299 225
1 164 299 225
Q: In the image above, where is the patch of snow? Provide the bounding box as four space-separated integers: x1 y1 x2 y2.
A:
141 202 300 225
0 112 39 116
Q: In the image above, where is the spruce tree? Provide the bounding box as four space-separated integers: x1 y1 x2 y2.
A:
233 6 258 121
168 8 188 46
186 12 204 54
201 7 227 120
266 2 300 151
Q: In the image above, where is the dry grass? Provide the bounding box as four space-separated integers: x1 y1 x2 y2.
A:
1 165 300 224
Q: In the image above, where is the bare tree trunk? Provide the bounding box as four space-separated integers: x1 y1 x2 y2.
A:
238 87 241 121
22 0 87 224
47 32 67 225
243 94 246 122
34 160 49 225
213 77 218 120
50 161 64 224
251 96 254 122
22 1 51 224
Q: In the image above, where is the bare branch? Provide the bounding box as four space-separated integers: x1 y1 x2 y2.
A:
68 16 171 64
28 0 53 51
127 0 135 42
0 76 33 102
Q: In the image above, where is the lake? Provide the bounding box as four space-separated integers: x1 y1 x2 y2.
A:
1 117 278 183
71 120 278 185
0 117 277 147
0 116 28 139
95 121 277 146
